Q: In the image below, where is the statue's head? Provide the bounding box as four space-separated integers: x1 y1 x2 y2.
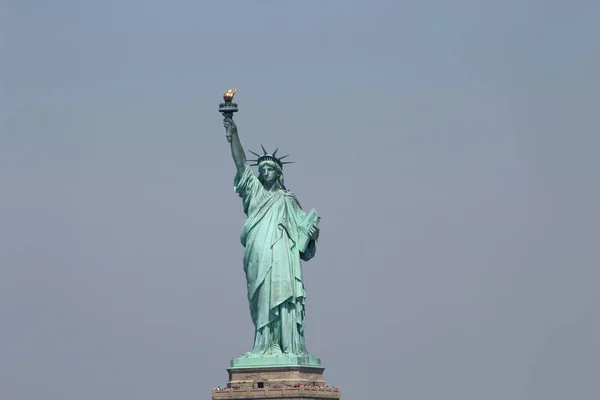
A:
258 161 282 185
249 146 293 190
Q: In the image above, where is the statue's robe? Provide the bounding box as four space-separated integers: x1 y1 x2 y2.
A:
234 165 316 355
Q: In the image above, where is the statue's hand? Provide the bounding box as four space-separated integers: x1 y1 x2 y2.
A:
223 118 237 143
308 225 319 240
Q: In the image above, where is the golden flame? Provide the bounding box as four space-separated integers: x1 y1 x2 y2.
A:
223 88 237 101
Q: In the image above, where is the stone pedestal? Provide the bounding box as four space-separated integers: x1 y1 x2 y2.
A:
228 366 326 389
211 365 340 400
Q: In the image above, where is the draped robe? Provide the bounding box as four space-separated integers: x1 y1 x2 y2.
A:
234 165 317 356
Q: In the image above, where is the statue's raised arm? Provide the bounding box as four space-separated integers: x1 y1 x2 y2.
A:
224 118 246 174
220 89 246 175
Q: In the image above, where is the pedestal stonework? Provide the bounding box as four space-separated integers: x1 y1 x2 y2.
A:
211 365 341 400
211 386 340 400
228 366 325 389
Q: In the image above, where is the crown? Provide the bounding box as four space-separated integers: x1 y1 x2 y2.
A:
248 146 294 169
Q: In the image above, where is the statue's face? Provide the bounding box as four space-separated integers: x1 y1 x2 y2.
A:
259 164 279 184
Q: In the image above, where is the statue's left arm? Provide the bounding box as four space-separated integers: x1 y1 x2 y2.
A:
301 239 317 261
290 198 319 261
301 223 319 261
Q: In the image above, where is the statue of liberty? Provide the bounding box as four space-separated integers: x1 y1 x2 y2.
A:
220 91 321 362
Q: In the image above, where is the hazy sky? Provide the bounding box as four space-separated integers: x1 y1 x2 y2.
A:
1 1 599 400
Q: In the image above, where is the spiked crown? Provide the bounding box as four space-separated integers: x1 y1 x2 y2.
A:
248 146 293 169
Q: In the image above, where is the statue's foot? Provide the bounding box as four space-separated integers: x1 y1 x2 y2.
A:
282 351 308 356
265 344 283 356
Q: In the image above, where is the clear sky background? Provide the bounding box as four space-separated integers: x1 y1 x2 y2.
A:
1 1 599 400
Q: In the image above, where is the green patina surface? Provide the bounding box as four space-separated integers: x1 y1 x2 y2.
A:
220 92 322 368
231 354 322 368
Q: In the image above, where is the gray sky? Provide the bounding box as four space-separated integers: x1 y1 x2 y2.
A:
1 1 599 400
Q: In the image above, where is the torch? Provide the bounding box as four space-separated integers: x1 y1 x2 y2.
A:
219 89 238 119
